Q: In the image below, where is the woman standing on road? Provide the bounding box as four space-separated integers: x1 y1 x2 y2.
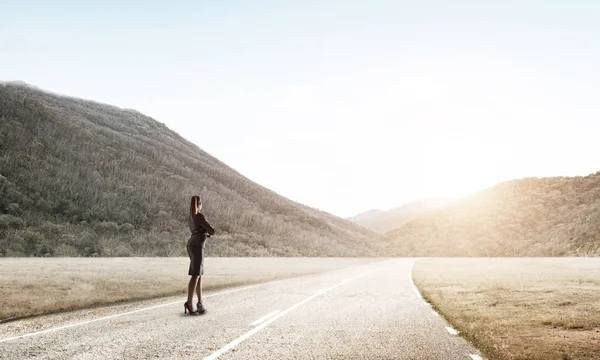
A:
184 195 215 315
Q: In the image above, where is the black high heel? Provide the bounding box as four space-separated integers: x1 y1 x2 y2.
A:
196 301 206 314
184 302 197 315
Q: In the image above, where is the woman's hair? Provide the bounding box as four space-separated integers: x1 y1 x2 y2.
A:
189 196 201 217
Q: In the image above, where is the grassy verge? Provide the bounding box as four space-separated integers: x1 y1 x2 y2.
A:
0 257 381 322
413 258 600 360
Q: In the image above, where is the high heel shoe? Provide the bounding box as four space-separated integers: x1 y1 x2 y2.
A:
184 302 197 315
196 301 206 314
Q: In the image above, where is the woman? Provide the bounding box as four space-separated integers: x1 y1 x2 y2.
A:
184 195 215 315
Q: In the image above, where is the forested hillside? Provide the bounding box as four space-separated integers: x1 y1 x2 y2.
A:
384 173 600 256
0 82 379 257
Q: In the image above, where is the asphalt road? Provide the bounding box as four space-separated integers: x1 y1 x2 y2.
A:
0 259 484 359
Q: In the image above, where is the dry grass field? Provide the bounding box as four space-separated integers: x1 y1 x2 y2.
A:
0 257 381 322
413 258 600 360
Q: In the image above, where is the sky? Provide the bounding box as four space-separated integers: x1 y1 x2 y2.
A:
1 1 599 217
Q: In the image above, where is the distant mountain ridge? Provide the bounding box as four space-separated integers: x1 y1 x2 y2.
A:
383 174 600 256
0 82 380 257
347 209 383 222
348 199 454 233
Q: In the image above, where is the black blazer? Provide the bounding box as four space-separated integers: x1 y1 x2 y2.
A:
188 213 215 246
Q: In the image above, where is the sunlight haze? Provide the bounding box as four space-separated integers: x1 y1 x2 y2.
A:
1 0 599 217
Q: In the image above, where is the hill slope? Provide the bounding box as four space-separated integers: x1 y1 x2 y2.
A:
348 199 454 233
383 173 600 256
0 82 379 257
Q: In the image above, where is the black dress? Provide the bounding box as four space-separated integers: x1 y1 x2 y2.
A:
187 213 215 276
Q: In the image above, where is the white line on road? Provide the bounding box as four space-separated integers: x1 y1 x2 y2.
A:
445 326 458 335
409 258 424 299
410 259 478 359
203 270 376 360
249 310 280 326
315 288 327 293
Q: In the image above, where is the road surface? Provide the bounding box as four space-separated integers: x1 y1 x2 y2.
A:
0 259 484 359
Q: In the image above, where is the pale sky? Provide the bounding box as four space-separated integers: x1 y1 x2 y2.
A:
1 1 599 217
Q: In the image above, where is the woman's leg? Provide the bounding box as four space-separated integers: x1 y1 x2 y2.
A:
187 275 198 309
195 276 203 304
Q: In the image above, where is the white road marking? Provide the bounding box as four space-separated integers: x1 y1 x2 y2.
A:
0 277 308 344
203 270 375 360
249 310 280 326
409 258 424 299
0 302 177 344
445 326 458 335
411 259 478 358
315 288 327 293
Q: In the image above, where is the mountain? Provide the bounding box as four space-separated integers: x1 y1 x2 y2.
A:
348 199 454 233
383 173 600 256
0 82 380 257
346 209 383 223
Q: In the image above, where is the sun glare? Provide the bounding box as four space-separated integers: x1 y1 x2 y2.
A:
418 133 505 199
